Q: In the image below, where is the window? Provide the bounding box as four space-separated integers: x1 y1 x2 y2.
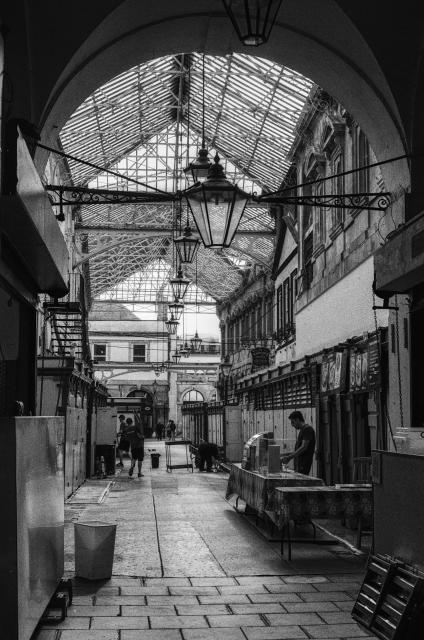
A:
332 154 344 227
303 184 313 233
93 343 106 362
133 344 146 362
183 389 204 402
266 297 273 336
353 129 369 193
283 279 290 328
290 269 298 325
303 234 314 289
276 285 283 332
315 183 326 244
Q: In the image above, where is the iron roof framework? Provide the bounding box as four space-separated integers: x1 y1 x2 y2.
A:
57 53 315 303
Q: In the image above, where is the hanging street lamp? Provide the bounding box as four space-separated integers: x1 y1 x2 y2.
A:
184 154 250 248
191 332 202 352
165 314 179 335
170 265 191 300
184 53 212 184
184 147 211 185
168 299 184 321
220 354 233 377
172 350 182 364
174 221 200 264
222 0 283 46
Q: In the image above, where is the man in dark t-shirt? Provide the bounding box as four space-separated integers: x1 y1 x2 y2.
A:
281 410 316 475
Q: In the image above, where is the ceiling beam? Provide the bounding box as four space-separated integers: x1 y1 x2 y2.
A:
74 225 274 236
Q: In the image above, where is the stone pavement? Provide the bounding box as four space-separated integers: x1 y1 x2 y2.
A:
33 439 376 640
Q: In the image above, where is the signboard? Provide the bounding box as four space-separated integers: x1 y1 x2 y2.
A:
320 351 347 392
368 336 381 387
320 361 329 392
250 347 270 372
349 350 371 391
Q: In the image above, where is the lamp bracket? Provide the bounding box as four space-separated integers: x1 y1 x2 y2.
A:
259 192 391 211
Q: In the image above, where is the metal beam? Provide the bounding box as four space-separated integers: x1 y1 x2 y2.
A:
91 299 218 307
74 224 273 237
94 362 219 371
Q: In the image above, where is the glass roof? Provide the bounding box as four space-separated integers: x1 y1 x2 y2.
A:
58 53 314 303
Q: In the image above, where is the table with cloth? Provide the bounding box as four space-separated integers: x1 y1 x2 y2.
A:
271 485 373 560
225 463 324 518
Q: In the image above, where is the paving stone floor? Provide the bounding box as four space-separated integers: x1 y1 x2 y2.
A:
32 439 376 640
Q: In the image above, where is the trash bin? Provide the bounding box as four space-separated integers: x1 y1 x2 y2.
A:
74 521 117 580
95 444 116 475
151 452 161 468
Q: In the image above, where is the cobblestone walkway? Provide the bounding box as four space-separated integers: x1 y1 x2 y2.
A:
33 439 375 640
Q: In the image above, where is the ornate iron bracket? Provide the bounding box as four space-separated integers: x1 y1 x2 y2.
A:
259 192 392 211
45 184 176 206
44 184 391 212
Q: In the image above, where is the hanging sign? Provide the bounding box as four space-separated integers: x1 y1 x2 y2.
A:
250 347 270 372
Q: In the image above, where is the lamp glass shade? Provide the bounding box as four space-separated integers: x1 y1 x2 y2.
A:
191 332 202 352
220 356 232 376
174 224 200 264
183 341 191 357
165 315 179 335
168 300 184 321
184 147 212 185
170 267 191 300
222 0 283 46
184 155 249 248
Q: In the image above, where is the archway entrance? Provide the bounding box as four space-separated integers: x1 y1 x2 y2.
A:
37 1 409 193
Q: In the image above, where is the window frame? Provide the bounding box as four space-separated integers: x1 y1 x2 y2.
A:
93 343 107 362
132 343 147 363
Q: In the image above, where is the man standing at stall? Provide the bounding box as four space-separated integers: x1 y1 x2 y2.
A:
281 410 316 475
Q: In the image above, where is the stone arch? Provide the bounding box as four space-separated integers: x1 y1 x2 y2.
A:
37 0 409 193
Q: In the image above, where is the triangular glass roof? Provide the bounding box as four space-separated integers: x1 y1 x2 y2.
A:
58 53 315 303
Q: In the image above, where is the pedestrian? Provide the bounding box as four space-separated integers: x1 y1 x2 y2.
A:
197 438 219 472
156 421 164 440
167 419 176 441
124 416 145 478
116 414 131 467
280 410 316 475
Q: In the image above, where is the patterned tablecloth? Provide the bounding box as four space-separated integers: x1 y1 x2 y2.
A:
225 463 325 517
271 486 373 529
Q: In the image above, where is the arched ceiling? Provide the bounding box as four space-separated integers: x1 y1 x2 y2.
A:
57 52 314 303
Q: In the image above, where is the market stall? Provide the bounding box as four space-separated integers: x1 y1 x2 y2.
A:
225 462 324 517
271 485 373 560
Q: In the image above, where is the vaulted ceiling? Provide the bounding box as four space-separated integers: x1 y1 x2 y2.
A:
56 52 314 303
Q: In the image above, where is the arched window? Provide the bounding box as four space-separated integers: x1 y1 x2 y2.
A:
315 182 326 244
182 389 204 403
332 153 344 228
